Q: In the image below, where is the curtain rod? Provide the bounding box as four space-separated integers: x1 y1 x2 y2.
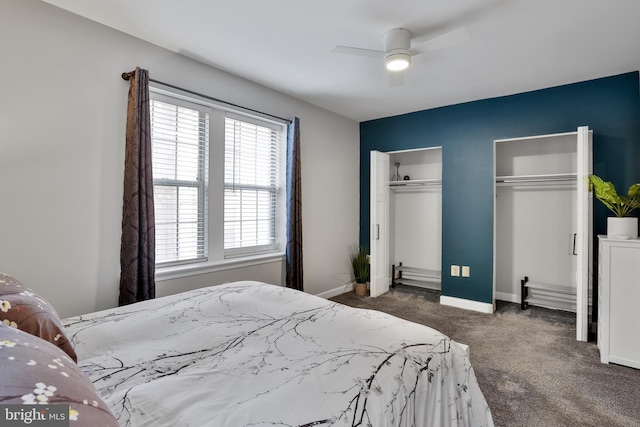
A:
121 71 290 123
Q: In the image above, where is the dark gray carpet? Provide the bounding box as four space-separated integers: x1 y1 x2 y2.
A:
331 285 640 427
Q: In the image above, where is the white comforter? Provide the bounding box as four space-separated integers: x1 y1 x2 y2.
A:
64 281 493 427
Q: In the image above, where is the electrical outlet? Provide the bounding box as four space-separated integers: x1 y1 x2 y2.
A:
462 266 470 277
451 265 460 277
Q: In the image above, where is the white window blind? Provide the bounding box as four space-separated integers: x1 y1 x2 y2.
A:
151 97 209 265
224 114 283 256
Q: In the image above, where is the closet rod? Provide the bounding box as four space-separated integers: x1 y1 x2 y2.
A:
121 71 290 124
497 178 577 184
389 179 442 186
390 183 442 187
496 173 577 184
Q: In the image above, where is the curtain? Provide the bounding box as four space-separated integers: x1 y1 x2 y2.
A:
119 67 156 306
285 117 303 291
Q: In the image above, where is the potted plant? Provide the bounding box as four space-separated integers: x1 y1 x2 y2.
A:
349 244 370 296
589 174 640 239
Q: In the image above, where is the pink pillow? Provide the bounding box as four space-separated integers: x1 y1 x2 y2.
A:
0 322 118 425
0 272 77 362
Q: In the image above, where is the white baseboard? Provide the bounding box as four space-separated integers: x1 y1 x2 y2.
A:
440 295 494 314
495 291 520 304
318 285 497 314
315 284 352 300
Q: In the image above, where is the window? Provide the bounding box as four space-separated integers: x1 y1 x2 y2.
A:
151 96 209 265
224 114 282 257
149 89 285 268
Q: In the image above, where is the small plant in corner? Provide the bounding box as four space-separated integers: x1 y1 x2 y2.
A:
349 244 370 296
588 174 640 217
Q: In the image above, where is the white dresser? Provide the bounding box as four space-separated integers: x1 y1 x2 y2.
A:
598 236 640 369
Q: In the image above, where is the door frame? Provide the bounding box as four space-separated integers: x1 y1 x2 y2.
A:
576 126 593 342
370 150 390 297
492 127 592 341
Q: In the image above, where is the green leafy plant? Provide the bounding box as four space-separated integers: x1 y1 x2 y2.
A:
589 174 640 217
349 244 370 284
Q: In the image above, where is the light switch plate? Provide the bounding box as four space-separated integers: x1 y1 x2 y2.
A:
451 265 460 276
462 266 470 277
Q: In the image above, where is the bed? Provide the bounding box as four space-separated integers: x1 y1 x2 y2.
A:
60 281 493 427
1 272 492 426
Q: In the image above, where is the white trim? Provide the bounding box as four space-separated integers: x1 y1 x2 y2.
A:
386 146 442 155
608 356 640 370
315 285 353 300
494 130 578 143
440 295 494 313
495 291 520 304
156 252 284 282
575 125 592 342
493 139 497 311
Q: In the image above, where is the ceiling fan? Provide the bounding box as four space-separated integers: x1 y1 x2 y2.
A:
332 27 470 86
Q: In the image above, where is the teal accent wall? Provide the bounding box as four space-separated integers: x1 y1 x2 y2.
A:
360 71 640 304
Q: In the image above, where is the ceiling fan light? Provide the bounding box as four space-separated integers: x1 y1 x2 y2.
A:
385 53 411 71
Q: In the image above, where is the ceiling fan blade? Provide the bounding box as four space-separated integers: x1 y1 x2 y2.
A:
389 71 405 87
409 27 470 56
332 45 386 59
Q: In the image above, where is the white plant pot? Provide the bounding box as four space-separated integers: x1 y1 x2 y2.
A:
607 217 639 240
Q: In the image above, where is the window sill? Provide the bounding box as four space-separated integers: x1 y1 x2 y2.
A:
155 252 285 282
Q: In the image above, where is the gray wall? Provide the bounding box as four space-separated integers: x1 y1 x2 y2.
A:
0 0 360 317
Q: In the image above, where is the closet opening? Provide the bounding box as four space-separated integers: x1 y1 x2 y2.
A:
370 147 442 297
493 127 592 341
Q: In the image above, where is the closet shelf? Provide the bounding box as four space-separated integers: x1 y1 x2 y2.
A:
394 265 441 277
389 179 442 188
521 276 577 313
523 281 576 295
524 298 576 312
392 263 441 291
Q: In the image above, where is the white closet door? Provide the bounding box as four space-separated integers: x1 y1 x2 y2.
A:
370 151 390 297
576 126 593 342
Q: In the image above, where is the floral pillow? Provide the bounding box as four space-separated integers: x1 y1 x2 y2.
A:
0 322 118 425
0 272 77 362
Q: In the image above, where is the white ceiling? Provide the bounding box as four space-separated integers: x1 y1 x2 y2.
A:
42 0 640 122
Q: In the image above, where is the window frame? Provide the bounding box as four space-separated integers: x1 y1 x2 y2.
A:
223 112 284 258
149 85 287 274
150 93 210 267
